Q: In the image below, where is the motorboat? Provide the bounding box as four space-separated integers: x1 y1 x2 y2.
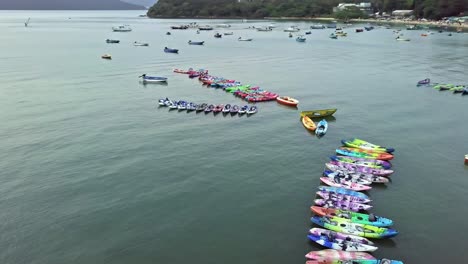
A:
112 25 132 32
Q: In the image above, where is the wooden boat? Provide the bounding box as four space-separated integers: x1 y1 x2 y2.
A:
300 109 337 118
276 96 299 106
302 116 316 131
101 54 112 60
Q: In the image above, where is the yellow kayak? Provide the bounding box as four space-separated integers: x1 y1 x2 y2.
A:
302 116 316 131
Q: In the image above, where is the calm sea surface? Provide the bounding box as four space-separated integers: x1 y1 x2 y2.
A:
0 10 467 264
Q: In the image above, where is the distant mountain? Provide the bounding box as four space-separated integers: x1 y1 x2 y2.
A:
0 0 146 10
121 0 157 8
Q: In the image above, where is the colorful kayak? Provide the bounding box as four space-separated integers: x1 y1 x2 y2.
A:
314 199 372 212
276 96 299 106
306 259 403 264
311 216 398 238
323 170 372 185
309 228 374 245
331 156 392 169
327 161 394 176
305 249 375 261
316 190 371 204
302 116 317 131
324 170 390 184
311 206 393 227
301 108 337 118
336 147 394 161
307 234 378 252
342 138 395 153
320 177 372 192
316 119 328 136
317 186 369 200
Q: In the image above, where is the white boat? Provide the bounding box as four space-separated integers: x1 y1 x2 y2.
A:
257 27 272 32
310 24 325 29
139 74 168 83
396 37 410 41
238 37 253 41
113 25 132 32
284 26 300 32
268 24 276 28
134 41 149 46
198 26 213 31
215 24 231 28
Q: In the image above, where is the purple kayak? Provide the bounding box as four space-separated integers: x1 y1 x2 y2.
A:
331 155 392 169
316 190 372 204
324 170 389 184
326 161 394 176
314 199 373 212
323 170 372 185
309 228 374 245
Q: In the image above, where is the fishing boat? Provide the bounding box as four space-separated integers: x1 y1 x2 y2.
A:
134 41 149 46
302 116 316 131
214 33 222 38
315 119 328 136
238 37 253 41
296 36 306 42
139 74 168 83
106 39 120 44
188 40 204 45
101 54 112 60
276 96 299 106
224 32 234 36
164 47 179 53
199 26 214 31
300 109 337 118
171 25 188 30
284 26 300 32
112 25 132 32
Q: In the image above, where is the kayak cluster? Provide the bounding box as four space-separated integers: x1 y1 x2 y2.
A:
306 138 404 264
158 98 257 115
417 78 468 95
173 68 279 102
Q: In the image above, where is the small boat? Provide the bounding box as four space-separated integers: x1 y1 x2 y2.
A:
311 216 398 239
139 74 168 83
396 36 410 41
166 32 171 35
421 33 428 37
314 198 372 211
335 32 347 37
310 24 325 29
309 228 374 245
168 101 178 109
296 36 306 42
224 32 234 35
213 104 224 113
222 104 231 113
317 186 369 200
230 105 240 114
417 78 431 86
327 23 337 29
276 96 299 106
134 41 149 46
311 206 393 227
238 105 249 115
329 33 337 39
25 17 31 27
177 101 187 110
257 27 272 32
284 26 300 32
316 190 371 204
106 39 120 44
307 234 378 252
356 29 364 33
462 87 468 95
305 31 311 35
164 47 179 53
171 25 188 30
315 119 328 136
204 104 214 113
188 40 204 45
341 138 395 153
238 37 253 41
186 102 197 112
320 176 372 192
214 33 222 38
301 116 316 131
324 170 389 184
199 26 214 31
289 33 293 38
448 33 452 36
158 98 170 106
305 249 376 261
465 154 468 164
112 25 132 32
301 109 337 118
364 26 374 31
196 103 208 112
215 24 231 28
101 54 112 60
327 160 394 175
451 86 466 93
330 155 392 169
246 106 257 115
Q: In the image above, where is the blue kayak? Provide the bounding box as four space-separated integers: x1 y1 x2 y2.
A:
317 186 369 200
315 119 328 136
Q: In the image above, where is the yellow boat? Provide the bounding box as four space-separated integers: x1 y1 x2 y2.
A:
300 108 337 118
301 116 316 131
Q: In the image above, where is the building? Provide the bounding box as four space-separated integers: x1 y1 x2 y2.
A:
333 2 373 15
392 10 414 17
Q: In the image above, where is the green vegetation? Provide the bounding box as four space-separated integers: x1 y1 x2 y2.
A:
147 0 466 20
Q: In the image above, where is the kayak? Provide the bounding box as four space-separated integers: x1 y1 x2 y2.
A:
204 104 214 113
307 234 378 252
314 198 373 212
336 147 394 161
330 155 392 169
317 186 370 200
302 116 317 131
328 161 394 176
323 170 390 184
306 259 403 264
311 206 393 227
309 228 374 245
305 249 375 261
316 190 372 204
323 170 372 185
276 96 299 106
311 216 398 238
342 138 395 153
320 177 372 191
316 119 328 136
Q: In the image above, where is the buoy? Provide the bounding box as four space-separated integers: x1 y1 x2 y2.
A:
465 154 468 165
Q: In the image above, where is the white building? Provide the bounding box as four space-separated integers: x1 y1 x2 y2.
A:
333 2 373 15
392 10 414 17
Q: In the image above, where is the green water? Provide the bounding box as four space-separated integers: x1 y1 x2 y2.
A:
1 10 467 264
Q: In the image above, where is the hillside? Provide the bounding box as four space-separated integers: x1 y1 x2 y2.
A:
0 0 145 10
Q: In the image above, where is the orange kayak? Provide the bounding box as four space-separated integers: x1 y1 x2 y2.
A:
302 116 316 131
276 96 299 106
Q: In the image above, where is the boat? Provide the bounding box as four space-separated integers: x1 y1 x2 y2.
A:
101 54 112 60
330 155 392 169
238 37 253 41
327 23 337 29
204 104 214 113
329 33 338 39
171 25 188 30
196 103 208 112
222 104 231 113
168 101 178 109
276 96 299 106
311 206 393 227
213 104 224 113
215 24 231 28
311 216 398 239
307 234 378 252
301 109 337 118
356 29 364 33
188 40 204 45
323 170 389 184
310 24 325 29
284 26 300 32
199 26 214 31
134 41 149 46
230 105 240 114
341 138 394 153
106 39 120 44
246 106 257 115
417 78 430 86
305 31 312 35
306 259 403 264
462 87 468 95
364 26 374 31
465 154 468 164
315 198 372 212
158 98 170 106
302 116 316 131
289 33 293 38
224 32 234 35
327 161 394 176
166 32 171 35
177 101 187 110
310 228 374 245
214 33 222 38
322 170 373 185
305 249 375 261
112 25 132 32
317 186 369 200
238 105 249 115
296 36 306 42
407 25 422 30
164 47 179 53
139 74 168 83
315 119 328 136
320 177 372 192
316 190 371 204
396 36 410 41
186 102 197 112
257 27 272 32
25 17 30 27
335 147 394 161
335 32 347 37
421 33 428 37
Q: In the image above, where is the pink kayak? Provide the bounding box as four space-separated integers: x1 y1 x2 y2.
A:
326 161 394 176
320 177 372 191
316 190 372 204
305 249 375 261
314 198 372 211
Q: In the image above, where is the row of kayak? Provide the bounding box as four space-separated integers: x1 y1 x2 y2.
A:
158 98 258 115
416 78 468 94
305 139 403 263
174 67 280 102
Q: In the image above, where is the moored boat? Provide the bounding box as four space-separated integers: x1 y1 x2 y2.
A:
302 116 316 131
101 54 112 60
307 234 378 252
238 105 249 115
214 33 222 38
164 47 179 53
305 249 375 261
246 105 257 115
311 216 398 239
112 25 132 32
139 74 168 83
276 96 299 106
315 119 328 136
296 36 306 42
106 39 120 43
204 104 214 113
311 206 393 227
341 138 395 153
188 40 204 45
238 37 253 41
301 109 337 118
134 41 149 46
309 228 374 245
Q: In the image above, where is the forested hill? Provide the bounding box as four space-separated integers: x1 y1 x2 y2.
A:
147 0 466 20
0 0 145 10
